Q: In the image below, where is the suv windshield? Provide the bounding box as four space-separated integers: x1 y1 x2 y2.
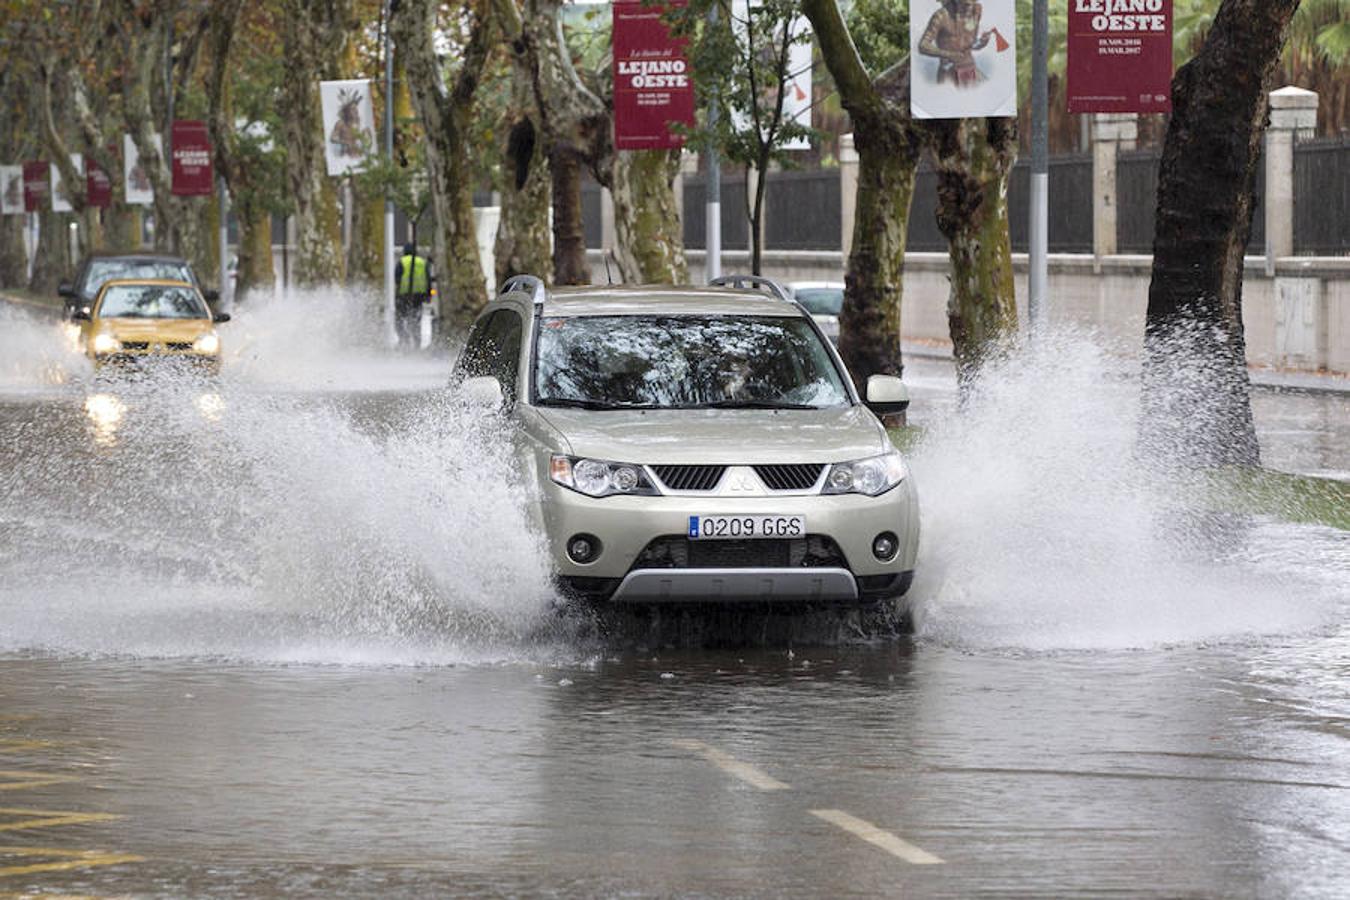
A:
84 260 193 297
97 284 209 320
534 315 850 410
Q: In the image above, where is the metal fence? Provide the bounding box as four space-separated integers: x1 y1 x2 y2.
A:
1118 149 1266 256
1294 136 1350 256
681 175 749 251
764 169 841 251
578 138 1345 257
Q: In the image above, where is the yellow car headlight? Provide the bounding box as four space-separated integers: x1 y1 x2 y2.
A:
91 333 120 355
192 332 220 355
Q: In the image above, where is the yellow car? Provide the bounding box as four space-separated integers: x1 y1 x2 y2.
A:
74 279 229 374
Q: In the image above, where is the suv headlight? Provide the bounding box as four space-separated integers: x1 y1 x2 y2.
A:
822 451 907 497
192 332 220 354
550 455 658 498
91 333 120 355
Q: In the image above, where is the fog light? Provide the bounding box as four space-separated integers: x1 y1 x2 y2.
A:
567 534 601 564
872 532 898 561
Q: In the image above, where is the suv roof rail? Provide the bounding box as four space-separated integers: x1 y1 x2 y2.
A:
501 274 547 305
709 274 790 302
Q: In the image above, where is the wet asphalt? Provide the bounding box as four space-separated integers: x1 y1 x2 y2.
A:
0 305 1347 898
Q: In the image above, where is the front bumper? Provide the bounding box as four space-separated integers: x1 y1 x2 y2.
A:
542 478 919 603
92 351 221 374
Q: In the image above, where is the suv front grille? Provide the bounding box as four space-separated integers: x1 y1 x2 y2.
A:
119 342 151 351
633 535 848 570
652 465 726 492
753 464 825 491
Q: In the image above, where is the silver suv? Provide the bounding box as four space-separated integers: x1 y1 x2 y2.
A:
452 276 919 607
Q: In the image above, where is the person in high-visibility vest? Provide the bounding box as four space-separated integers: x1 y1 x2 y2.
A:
394 242 435 349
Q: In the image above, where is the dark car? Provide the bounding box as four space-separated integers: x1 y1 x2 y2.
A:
59 253 219 320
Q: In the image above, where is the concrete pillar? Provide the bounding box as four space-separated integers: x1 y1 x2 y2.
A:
675 151 697 232
1090 113 1137 261
1275 276 1327 370
1265 86 1318 272
839 133 858 255
601 186 615 253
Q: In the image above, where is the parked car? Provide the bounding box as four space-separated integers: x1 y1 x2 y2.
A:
451 275 919 608
73 279 229 375
59 253 218 320
786 281 845 344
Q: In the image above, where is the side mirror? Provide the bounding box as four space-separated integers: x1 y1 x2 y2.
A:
203 289 220 302
71 309 92 322
213 312 232 323
58 282 75 298
460 375 505 410
865 374 910 415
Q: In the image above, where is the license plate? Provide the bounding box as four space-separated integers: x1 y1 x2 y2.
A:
688 515 805 540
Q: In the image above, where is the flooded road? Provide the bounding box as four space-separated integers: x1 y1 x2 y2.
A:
1 301 1347 897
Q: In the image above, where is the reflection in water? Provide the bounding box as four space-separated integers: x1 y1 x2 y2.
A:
195 392 226 422
83 392 126 446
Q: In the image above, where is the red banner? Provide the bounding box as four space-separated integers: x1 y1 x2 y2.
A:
171 120 213 196
86 154 113 209
613 0 694 151
22 161 48 212
1067 0 1173 114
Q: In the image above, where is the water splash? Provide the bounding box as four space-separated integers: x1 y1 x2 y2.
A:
0 376 560 666
907 330 1347 651
0 305 83 389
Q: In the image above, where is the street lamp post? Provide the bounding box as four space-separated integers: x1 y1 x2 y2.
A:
1029 0 1049 331
384 1 396 343
704 4 721 282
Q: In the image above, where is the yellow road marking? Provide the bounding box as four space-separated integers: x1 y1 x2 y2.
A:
810 809 944 865
672 739 791 791
0 847 142 879
0 810 120 833
0 773 78 793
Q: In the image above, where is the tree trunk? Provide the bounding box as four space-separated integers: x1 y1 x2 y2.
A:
499 0 613 285
611 149 688 284
842 128 918 393
494 75 553 287
236 201 276 300
801 0 920 391
925 117 1019 391
392 0 491 332
28 209 71 295
550 146 590 285
0 216 28 290
279 0 349 288
1140 0 1298 469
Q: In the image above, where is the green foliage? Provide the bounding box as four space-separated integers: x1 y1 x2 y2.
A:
672 0 817 170
845 0 910 75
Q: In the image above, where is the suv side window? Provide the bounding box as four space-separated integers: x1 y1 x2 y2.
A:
453 309 524 404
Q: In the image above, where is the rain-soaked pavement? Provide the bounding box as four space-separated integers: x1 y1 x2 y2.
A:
1 297 1347 897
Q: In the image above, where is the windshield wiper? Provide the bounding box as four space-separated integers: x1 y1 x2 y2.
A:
536 398 666 411
687 400 820 410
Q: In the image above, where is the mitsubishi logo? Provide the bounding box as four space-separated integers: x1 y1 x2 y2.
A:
729 474 755 493
719 467 764 496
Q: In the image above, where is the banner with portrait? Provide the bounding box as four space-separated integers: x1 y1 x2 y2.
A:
124 133 160 206
320 79 376 175
51 155 82 213
910 0 1017 119
730 1 813 150
0 166 24 215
